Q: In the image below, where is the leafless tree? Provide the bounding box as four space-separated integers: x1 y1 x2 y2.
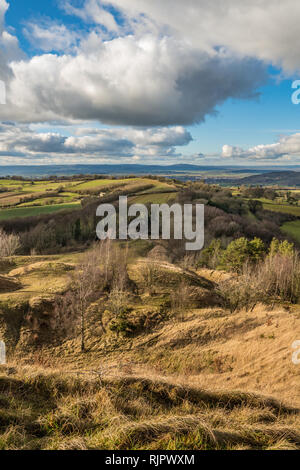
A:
69 244 104 352
0 228 20 257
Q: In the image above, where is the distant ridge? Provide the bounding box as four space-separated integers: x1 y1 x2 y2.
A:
0 164 292 178
230 170 300 187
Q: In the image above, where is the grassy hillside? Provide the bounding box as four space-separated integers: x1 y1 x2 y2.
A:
0 368 299 450
0 247 299 450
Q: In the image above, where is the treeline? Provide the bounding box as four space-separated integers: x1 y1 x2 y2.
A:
240 186 278 200
0 181 297 256
0 183 165 254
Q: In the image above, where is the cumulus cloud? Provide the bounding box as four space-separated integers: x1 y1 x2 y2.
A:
2 34 266 125
103 0 300 73
0 0 23 85
0 0 267 126
23 21 79 52
222 133 300 161
0 122 192 162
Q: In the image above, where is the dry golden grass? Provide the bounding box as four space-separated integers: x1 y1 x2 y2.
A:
1 251 300 450
0 367 299 450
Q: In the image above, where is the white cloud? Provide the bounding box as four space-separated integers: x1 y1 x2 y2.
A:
222 133 300 161
64 0 119 32
0 0 23 86
103 0 300 73
23 21 79 52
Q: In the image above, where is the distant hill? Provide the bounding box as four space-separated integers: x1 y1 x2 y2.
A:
207 171 300 187
237 171 300 187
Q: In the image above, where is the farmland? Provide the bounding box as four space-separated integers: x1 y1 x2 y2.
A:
0 203 82 221
0 176 178 220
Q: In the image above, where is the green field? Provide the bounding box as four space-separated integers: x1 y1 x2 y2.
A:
281 220 300 243
0 179 82 193
71 178 134 191
18 195 80 207
0 202 81 220
262 201 300 216
130 192 178 204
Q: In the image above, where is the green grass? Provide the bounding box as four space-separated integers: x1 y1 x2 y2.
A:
19 195 80 207
262 202 300 216
0 179 84 193
71 178 133 191
282 220 300 243
130 192 177 205
0 202 81 220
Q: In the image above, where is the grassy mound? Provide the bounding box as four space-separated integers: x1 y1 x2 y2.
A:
9 262 75 277
0 369 299 450
0 275 21 293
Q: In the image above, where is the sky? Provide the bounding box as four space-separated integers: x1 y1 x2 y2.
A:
0 0 300 166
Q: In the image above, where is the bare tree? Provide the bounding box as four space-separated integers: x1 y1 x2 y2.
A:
55 241 131 352
0 228 20 257
69 244 104 352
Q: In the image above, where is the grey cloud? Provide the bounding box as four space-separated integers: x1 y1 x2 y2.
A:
2 35 266 126
0 122 192 161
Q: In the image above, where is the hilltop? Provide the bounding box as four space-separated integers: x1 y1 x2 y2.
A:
0 246 299 450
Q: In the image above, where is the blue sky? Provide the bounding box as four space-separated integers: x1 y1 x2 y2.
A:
1 0 300 166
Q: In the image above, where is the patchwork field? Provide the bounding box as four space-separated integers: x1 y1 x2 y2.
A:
0 177 178 220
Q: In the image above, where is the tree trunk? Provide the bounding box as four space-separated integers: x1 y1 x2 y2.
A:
81 310 85 352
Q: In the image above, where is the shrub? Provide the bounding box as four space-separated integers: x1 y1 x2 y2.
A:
218 269 263 313
258 252 300 303
220 237 265 272
219 251 300 311
269 238 294 257
197 239 222 269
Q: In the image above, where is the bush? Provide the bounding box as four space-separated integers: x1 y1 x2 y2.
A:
220 237 265 272
218 268 263 313
219 250 300 311
269 238 294 257
197 239 222 269
258 252 300 303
